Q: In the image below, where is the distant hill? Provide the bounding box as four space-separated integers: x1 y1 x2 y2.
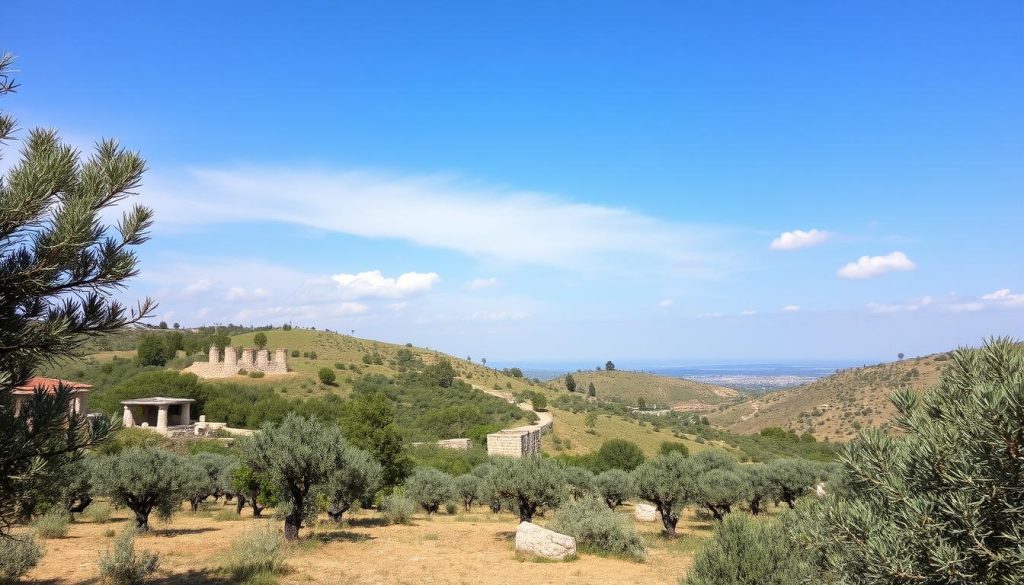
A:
548 370 741 410
707 352 950 441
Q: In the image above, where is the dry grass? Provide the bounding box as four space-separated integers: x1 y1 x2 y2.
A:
708 353 948 440
21 499 714 585
548 370 739 409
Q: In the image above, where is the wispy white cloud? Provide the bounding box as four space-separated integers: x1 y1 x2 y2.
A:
739 309 758 316
466 277 500 291
331 270 440 300
838 251 916 279
782 305 801 312
867 289 1024 315
867 296 933 314
770 229 830 250
183 279 214 296
144 167 731 275
982 289 1024 306
468 311 529 321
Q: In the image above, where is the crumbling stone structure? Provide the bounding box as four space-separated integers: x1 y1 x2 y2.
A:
487 426 542 458
185 346 288 379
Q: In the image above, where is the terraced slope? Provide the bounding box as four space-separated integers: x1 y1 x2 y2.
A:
707 353 949 441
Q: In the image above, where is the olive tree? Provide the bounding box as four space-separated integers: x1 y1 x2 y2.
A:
686 513 808 585
632 452 695 538
695 468 749 521
0 53 152 536
765 458 820 509
454 474 480 511
321 447 382 523
405 467 455 515
182 453 236 512
472 462 502 513
91 447 192 531
795 338 1024 584
563 466 595 500
237 414 348 540
488 456 566 522
741 463 777 516
230 464 276 518
594 469 635 509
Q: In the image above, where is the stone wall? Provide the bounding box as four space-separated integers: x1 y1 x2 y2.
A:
185 346 289 379
486 426 542 458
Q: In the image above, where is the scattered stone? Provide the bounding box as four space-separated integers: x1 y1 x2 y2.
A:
634 503 659 522
515 521 576 560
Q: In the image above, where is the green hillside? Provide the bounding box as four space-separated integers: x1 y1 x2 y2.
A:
707 352 949 440
549 369 741 409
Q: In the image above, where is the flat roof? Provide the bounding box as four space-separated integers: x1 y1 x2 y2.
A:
13 376 92 395
120 397 196 406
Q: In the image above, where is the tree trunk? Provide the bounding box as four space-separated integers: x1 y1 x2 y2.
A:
252 501 264 518
463 498 473 511
749 497 762 516
68 495 92 514
235 495 247 515
134 509 151 531
660 509 678 539
327 503 350 523
706 504 724 522
518 499 536 523
284 512 302 541
489 500 501 513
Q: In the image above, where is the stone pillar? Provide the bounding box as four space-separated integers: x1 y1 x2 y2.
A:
256 349 269 369
123 405 135 428
274 348 287 371
208 345 219 364
242 348 255 369
76 393 88 416
181 402 191 425
157 405 169 433
225 346 237 368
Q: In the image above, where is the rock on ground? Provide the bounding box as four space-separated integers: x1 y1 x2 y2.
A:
515 521 576 560
634 503 659 522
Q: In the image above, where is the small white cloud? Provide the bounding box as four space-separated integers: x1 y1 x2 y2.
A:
867 296 933 314
466 277 500 290
657 299 674 308
739 310 758 316
837 251 916 279
982 289 1024 306
331 270 440 299
183 279 213 296
770 229 830 251
940 302 985 313
782 305 801 312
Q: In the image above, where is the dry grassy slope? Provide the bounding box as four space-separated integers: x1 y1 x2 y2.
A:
707 353 949 441
548 370 740 408
220 328 711 457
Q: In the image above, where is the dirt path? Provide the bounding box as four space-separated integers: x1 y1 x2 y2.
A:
471 382 552 430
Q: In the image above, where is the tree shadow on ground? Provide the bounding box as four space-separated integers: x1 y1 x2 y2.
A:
689 521 716 532
494 530 516 542
346 516 387 528
31 570 233 585
149 527 218 537
311 530 373 544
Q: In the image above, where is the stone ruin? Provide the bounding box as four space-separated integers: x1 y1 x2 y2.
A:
185 346 288 379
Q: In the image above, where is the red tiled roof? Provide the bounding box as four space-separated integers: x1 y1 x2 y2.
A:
13 376 92 395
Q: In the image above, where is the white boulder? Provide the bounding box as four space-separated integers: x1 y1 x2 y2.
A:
515 521 576 560
634 503 659 522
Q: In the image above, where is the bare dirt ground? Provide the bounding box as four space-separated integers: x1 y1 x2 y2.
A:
22 500 708 585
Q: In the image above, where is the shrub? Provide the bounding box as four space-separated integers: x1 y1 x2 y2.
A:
334 362 344 370
0 535 43 583
86 503 113 524
308 351 317 360
595 439 645 472
98 527 159 585
317 367 336 385
445 502 457 515
223 526 287 582
685 513 805 585
530 392 548 411
33 509 70 539
380 494 415 525
290 350 300 358
405 468 455 515
659 441 690 457
550 497 646 562
594 469 635 509
248 371 265 379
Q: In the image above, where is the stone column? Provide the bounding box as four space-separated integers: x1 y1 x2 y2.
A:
225 346 237 369
157 405 169 433
242 348 255 369
274 348 287 371
181 402 191 425
208 345 219 364
256 349 269 369
76 393 88 416
123 405 135 428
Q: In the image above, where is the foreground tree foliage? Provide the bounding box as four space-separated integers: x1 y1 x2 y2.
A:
594 469 635 509
91 447 192 531
0 53 153 536
405 467 455 515
488 456 565 522
231 465 277 518
797 338 1024 584
454 473 480 511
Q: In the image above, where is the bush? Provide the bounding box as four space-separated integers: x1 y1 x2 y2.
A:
85 503 113 524
0 535 43 583
685 513 805 585
98 527 159 585
380 494 415 525
595 439 645 472
290 350 300 358
550 497 646 562
223 526 287 582
530 392 548 411
445 502 457 515
659 441 690 457
248 371 265 379
405 468 455 515
33 509 70 539
317 367 336 385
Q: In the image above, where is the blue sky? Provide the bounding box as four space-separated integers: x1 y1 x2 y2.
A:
4 1 1023 362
